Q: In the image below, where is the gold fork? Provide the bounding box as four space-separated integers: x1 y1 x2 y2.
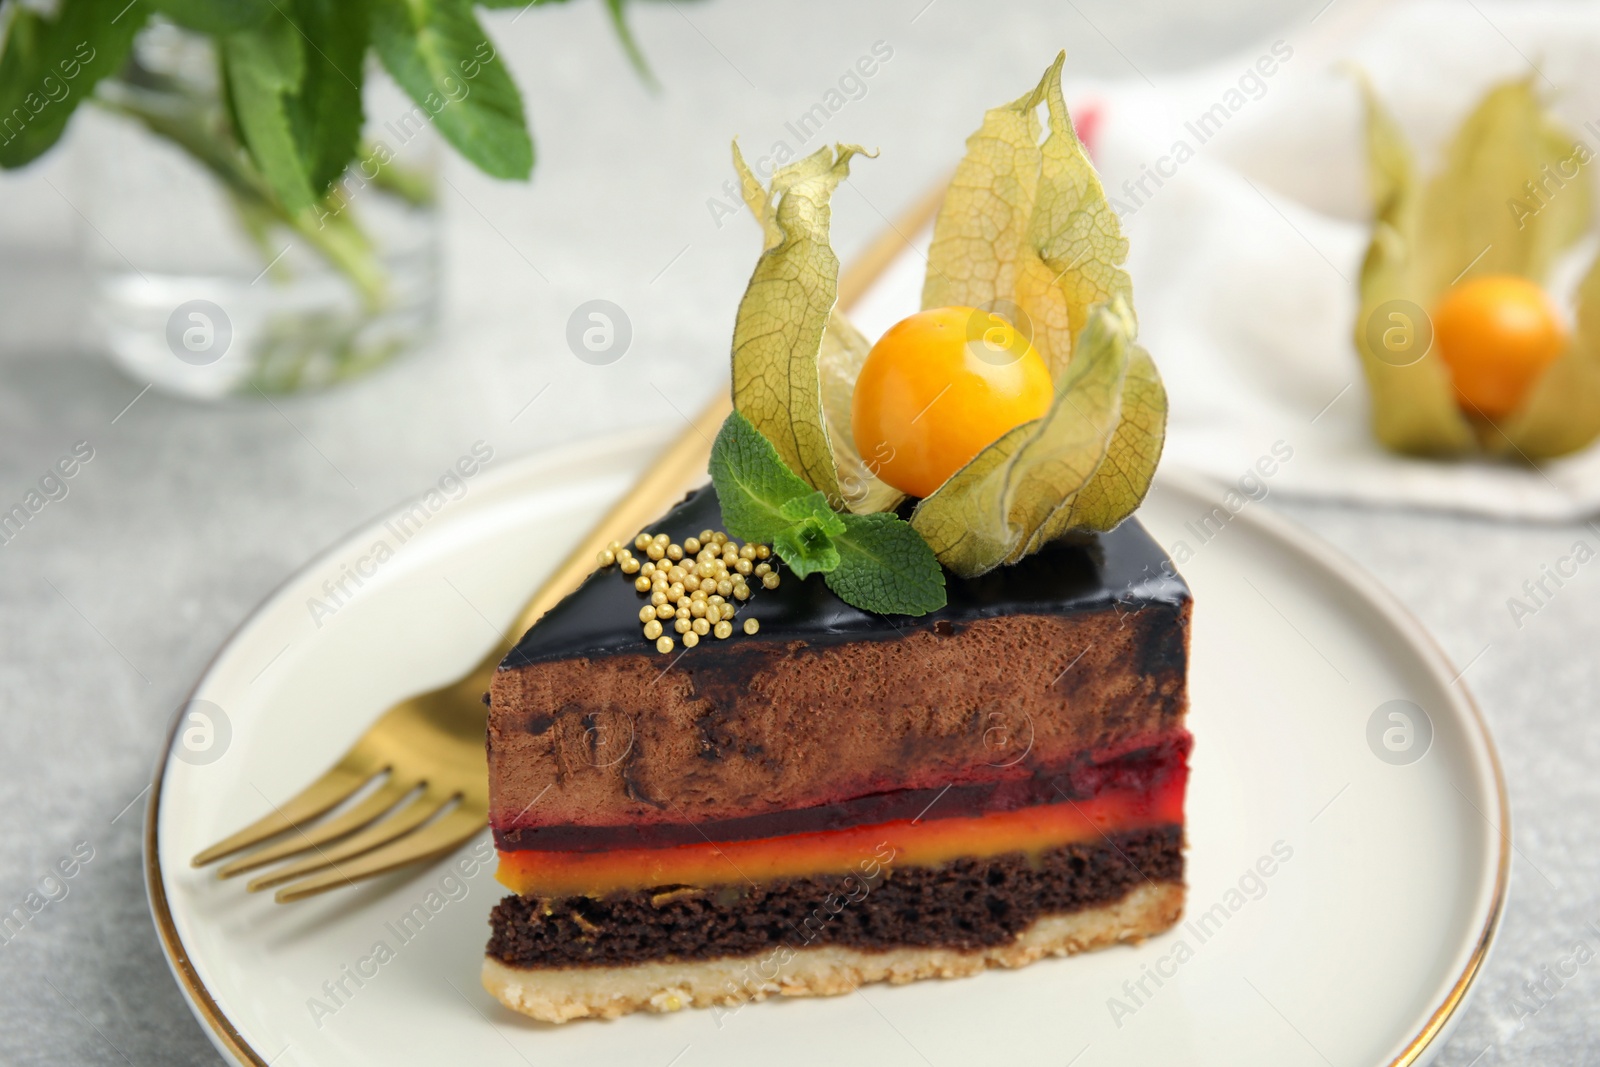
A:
191 183 947 902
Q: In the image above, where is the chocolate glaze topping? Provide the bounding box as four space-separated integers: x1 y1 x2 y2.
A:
502 484 1188 670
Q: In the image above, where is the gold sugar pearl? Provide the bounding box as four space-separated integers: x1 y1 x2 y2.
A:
621 532 774 651
597 548 616 567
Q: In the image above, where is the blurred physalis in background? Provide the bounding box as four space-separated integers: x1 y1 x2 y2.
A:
1353 75 1600 461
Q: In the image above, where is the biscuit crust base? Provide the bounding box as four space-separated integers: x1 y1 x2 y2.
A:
482 881 1183 1024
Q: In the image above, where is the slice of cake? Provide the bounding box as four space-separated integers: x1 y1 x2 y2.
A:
482 485 1190 1022
480 53 1187 1023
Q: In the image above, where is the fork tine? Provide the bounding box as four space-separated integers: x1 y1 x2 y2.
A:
243 790 455 892
273 806 489 903
191 759 383 867
214 778 416 878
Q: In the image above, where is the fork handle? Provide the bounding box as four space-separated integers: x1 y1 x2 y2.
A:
459 180 949 697
463 390 732 691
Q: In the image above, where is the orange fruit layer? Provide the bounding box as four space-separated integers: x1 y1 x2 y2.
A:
497 766 1186 898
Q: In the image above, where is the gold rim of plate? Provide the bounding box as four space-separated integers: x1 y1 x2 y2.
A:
142 182 1509 1067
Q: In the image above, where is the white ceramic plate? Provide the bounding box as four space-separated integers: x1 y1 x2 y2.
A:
147 434 1507 1067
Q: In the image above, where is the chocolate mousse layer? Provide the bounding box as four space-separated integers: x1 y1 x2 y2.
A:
489 486 1190 834
488 826 1182 968
494 732 1189 852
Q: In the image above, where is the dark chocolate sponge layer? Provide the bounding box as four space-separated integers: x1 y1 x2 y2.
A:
487 826 1181 968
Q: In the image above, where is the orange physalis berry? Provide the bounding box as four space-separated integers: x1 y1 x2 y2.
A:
1432 275 1566 420
850 307 1053 499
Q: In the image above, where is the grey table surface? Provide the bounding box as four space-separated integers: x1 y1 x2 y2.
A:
0 0 1595 1063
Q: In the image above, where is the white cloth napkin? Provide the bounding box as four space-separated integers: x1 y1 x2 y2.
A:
852 0 1600 521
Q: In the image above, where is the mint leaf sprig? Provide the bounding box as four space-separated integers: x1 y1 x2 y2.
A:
710 411 946 616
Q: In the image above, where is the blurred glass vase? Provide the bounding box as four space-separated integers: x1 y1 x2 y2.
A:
82 26 439 400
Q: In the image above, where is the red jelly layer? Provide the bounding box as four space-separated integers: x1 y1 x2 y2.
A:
496 760 1187 898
